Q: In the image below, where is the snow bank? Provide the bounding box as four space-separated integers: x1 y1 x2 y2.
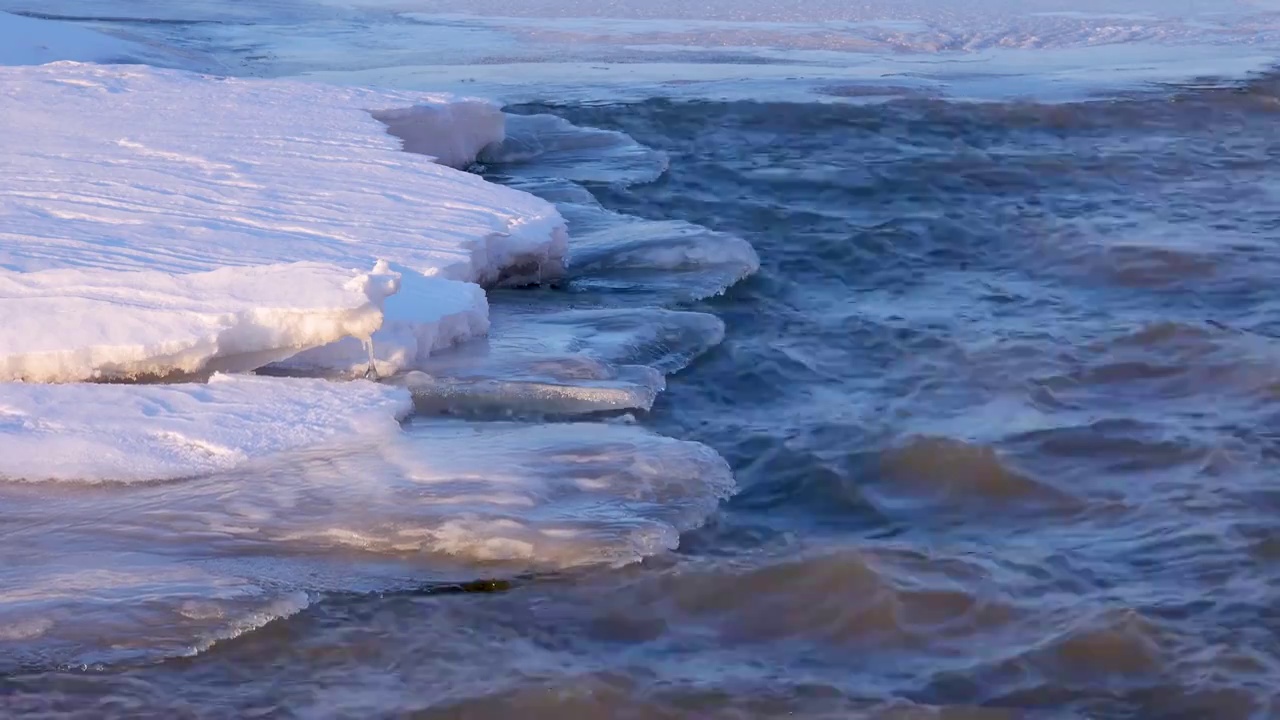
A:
0 374 411 483
0 262 399 383
0 62 569 377
0 62 563 283
0 11 157 66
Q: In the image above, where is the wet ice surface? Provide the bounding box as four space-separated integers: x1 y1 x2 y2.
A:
0 418 732 672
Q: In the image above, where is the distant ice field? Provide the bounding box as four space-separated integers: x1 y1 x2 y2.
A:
3 0 1278 102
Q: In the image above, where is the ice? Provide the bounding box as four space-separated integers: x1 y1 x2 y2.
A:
1 61 569 376
393 364 665 418
560 208 760 302
0 262 399 383
395 305 725 417
0 374 411 483
0 62 564 283
504 177 761 303
0 419 734 669
480 113 670 186
476 120 759 301
268 271 488 378
250 1 1279 103
0 10 167 66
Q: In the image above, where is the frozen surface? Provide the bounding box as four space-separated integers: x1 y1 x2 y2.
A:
270 273 488 378
0 10 168 66
0 374 411 483
67 0 1277 103
481 113 670 186
1 61 568 376
7 1 1278 104
0 262 398 383
0 62 566 285
397 305 725 417
507 177 761 303
0 419 734 668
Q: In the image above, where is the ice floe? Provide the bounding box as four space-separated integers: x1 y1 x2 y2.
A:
0 62 564 282
502 176 760 303
0 61 569 378
0 374 411 484
481 113 670 186
268 272 488 378
0 418 734 668
0 261 399 383
395 305 726 417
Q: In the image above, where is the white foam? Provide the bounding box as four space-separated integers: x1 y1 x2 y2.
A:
0 374 411 483
0 261 399 383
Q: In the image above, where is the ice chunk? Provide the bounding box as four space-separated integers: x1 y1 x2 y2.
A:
0 262 399 383
269 270 488 378
0 374 411 484
480 305 727 374
0 419 734 669
393 364 665 417
397 305 725 416
480 113 670 186
505 176 760 302
567 213 761 302
373 103 506 171
0 62 566 287
370 420 737 565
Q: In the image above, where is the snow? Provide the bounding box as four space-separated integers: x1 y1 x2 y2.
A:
0 61 569 377
271 272 489 377
0 374 411 483
0 62 564 282
0 261 399 383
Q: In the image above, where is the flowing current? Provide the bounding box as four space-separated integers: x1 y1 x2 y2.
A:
4 2 1280 719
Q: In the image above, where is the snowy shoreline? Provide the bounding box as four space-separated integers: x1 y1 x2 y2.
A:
0 10 746 665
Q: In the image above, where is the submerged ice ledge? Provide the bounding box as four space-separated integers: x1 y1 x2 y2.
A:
0 374 412 484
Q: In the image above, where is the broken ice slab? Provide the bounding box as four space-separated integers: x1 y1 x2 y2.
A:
394 306 725 417
0 418 734 670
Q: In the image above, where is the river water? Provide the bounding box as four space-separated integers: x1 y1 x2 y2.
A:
4 2 1280 718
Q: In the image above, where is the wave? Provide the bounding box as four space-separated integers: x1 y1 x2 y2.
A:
872 435 1077 510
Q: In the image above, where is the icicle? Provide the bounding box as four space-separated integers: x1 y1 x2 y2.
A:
362 336 379 380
